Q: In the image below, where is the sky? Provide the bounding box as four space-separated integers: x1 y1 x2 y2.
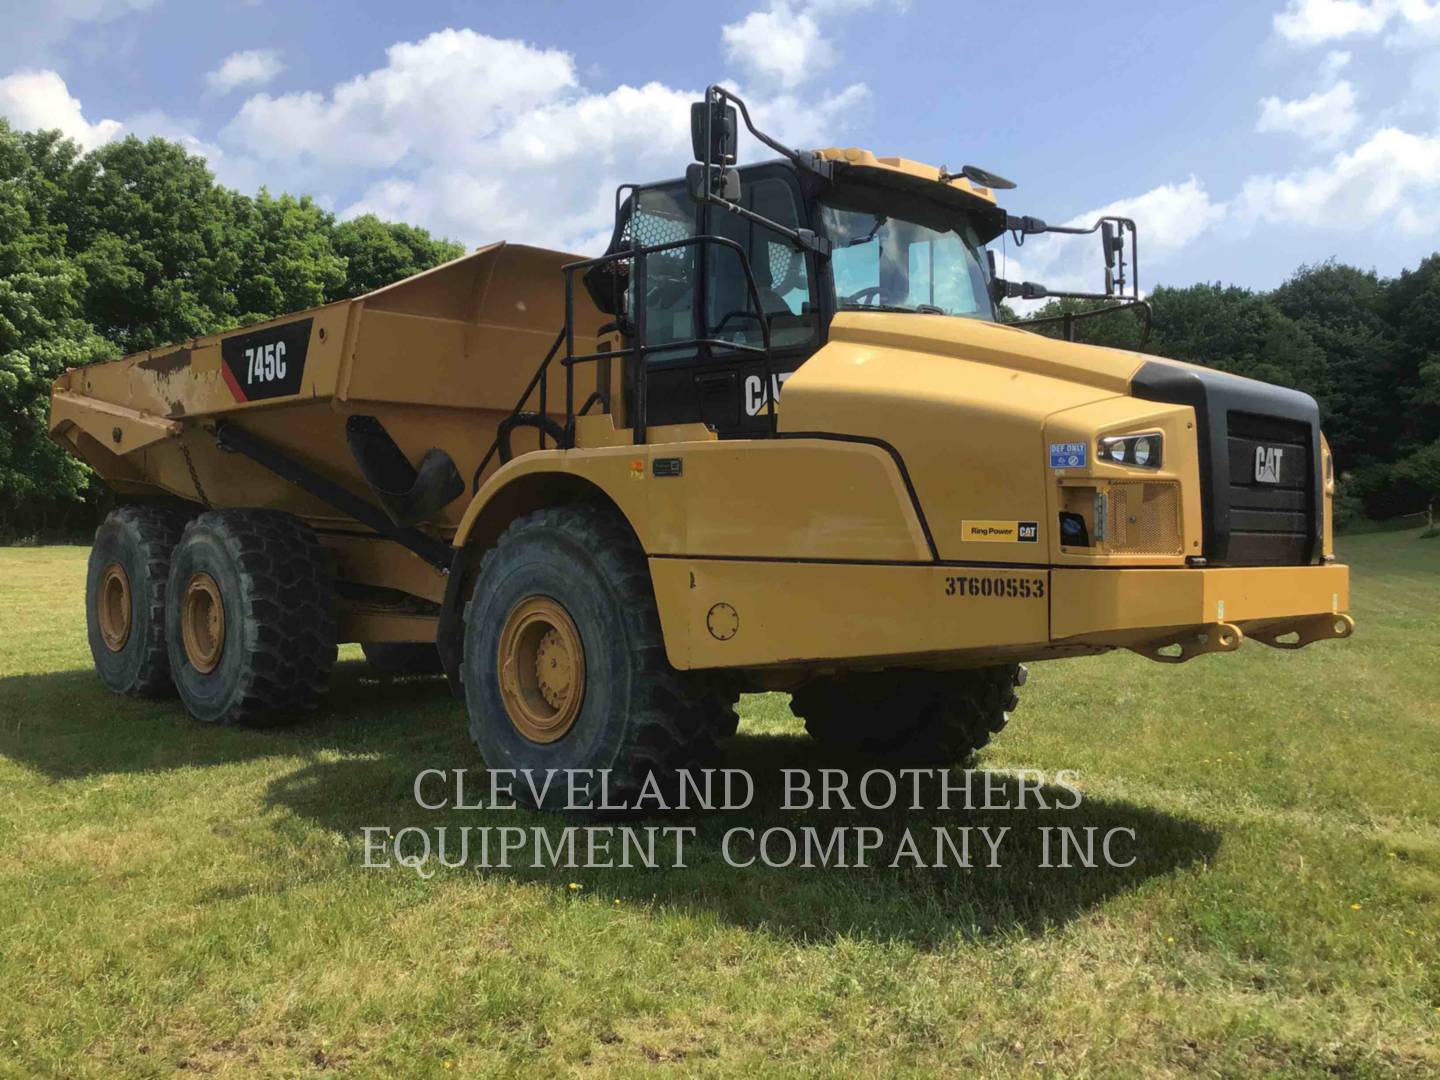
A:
2 0 1438 300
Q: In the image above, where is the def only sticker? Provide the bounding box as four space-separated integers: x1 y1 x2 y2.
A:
1049 441 1087 469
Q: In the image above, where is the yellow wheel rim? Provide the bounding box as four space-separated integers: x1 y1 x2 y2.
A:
181 572 226 674
497 596 586 743
97 562 132 652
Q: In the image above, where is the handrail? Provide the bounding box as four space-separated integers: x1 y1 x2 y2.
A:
471 327 565 492
472 233 784 490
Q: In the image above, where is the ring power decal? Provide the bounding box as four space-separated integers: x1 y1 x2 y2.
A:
962 520 1040 543
219 318 313 402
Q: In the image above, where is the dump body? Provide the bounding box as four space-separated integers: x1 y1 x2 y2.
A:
50 242 606 532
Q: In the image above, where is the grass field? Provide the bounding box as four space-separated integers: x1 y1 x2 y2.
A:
0 533 1437 1077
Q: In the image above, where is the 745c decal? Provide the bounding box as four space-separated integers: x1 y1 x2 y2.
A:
944 574 1046 599
219 318 312 402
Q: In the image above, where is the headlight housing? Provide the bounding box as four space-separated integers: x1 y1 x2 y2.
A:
1098 432 1163 469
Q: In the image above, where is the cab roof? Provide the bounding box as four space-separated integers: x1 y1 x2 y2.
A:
814 147 1000 206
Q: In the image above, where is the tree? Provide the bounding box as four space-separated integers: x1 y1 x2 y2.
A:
229 190 346 322
331 215 464 299
0 123 117 536
59 135 240 352
1272 261 1396 471
0 120 463 539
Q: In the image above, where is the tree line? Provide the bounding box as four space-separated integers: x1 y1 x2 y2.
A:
2 120 1436 538
1 122 463 540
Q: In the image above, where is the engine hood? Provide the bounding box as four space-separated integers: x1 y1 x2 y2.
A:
819 310 1153 394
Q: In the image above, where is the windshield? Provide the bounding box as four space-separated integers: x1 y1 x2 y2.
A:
820 202 996 321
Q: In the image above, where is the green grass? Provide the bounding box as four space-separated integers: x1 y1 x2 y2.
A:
0 532 1437 1077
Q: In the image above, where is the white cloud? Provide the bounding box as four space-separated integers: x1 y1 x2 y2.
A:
1273 0 1397 43
1272 0 1440 44
722 3 835 90
225 29 577 169
1237 125 1440 233
205 48 284 94
1256 80 1360 146
0 0 156 69
0 69 121 150
212 19 874 252
720 0 891 89
1320 48 1353 78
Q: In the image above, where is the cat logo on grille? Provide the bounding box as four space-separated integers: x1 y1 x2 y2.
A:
1254 446 1285 484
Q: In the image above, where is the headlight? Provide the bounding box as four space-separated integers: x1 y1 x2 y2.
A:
1098 432 1163 469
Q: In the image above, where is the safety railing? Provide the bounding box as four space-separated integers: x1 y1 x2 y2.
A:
471 234 778 489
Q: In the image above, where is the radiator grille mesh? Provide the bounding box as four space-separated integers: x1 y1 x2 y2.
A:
1107 481 1182 555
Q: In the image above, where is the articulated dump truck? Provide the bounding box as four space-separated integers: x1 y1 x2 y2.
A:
50 87 1353 808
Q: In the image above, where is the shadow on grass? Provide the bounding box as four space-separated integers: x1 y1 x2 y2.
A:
0 659 1219 946
0 659 466 780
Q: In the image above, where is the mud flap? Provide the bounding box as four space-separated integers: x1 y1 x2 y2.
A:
345 415 463 527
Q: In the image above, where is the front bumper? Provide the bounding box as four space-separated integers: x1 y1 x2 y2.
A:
1051 563 1353 662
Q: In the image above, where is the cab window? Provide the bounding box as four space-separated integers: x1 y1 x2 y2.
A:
627 183 698 355
703 175 816 350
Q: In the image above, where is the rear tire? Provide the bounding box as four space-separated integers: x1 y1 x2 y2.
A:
165 509 336 725
462 503 715 811
361 642 444 675
86 505 190 696
792 664 1025 763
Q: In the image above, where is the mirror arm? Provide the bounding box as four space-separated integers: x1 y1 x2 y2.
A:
705 84 833 180
694 83 833 257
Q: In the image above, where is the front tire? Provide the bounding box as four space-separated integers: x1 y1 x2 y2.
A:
86 505 190 696
792 664 1026 763
462 503 714 811
165 509 336 725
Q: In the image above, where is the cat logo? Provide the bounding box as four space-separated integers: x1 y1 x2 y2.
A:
1254 446 1285 484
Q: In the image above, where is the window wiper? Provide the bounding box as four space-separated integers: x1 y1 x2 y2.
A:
838 302 945 315
844 216 887 247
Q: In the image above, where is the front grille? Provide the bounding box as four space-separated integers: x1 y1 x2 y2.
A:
1106 481 1182 555
1225 412 1313 566
1131 361 1322 567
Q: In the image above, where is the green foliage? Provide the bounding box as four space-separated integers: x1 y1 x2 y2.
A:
0 120 463 539
332 214 464 298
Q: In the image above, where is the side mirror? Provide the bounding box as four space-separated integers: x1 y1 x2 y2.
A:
686 162 740 202
690 101 737 166
1100 220 1125 294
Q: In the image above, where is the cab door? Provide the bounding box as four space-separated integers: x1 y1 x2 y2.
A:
625 166 822 435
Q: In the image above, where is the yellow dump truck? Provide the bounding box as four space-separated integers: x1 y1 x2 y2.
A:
51 86 1352 807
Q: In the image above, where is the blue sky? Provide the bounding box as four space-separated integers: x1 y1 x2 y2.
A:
3 0 1438 297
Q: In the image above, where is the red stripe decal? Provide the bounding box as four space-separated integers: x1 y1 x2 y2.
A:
220 362 248 403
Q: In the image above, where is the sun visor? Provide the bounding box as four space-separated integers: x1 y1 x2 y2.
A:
825 161 1008 244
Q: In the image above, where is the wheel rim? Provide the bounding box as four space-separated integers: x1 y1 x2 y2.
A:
181 572 226 674
497 596 586 744
97 562 132 652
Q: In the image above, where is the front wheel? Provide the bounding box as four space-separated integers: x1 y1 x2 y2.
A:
462 503 714 811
